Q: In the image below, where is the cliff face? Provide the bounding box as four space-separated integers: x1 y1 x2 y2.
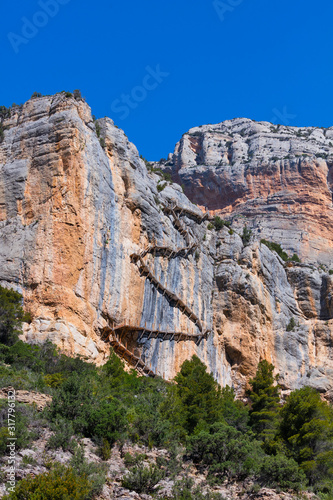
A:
164 118 333 266
0 98 332 398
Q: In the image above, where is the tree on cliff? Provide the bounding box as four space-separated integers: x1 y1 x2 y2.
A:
0 285 26 346
247 360 280 444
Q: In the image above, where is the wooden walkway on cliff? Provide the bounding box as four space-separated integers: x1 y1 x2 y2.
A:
107 330 156 377
162 203 209 224
112 323 209 344
139 242 197 259
130 253 203 332
105 323 210 377
107 200 210 377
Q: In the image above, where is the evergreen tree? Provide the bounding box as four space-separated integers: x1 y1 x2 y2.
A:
0 285 26 346
279 386 333 486
247 360 280 443
165 355 222 435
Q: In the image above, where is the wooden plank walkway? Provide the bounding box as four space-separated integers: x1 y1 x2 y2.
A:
162 203 209 223
130 253 203 332
107 331 156 377
139 242 197 260
112 323 210 345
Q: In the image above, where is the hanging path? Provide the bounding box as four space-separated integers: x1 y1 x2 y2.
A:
105 200 211 377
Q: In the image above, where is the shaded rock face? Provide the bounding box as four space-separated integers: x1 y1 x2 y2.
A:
0 98 332 397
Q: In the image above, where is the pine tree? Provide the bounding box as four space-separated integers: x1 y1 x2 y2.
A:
0 285 26 346
247 360 280 442
166 355 222 435
280 386 333 486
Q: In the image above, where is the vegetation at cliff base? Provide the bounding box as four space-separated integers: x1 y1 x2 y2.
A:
0 285 333 498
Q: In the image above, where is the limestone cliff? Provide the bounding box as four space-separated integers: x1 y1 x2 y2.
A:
0 97 332 398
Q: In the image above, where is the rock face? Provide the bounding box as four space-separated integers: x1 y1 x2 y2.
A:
163 118 333 266
0 97 333 397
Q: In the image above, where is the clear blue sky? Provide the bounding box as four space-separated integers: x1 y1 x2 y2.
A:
1 0 333 159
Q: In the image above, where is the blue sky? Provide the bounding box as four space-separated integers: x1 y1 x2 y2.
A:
1 0 333 159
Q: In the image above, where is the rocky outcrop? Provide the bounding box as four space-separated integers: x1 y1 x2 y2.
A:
0 96 333 397
0 387 51 411
161 118 333 266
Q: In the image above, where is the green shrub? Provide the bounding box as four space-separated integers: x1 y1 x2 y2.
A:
172 476 226 499
0 401 42 457
260 239 290 261
95 122 101 137
0 105 11 120
259 454 307 491
187 422 264 483
286 317 296 332
213 216 224 230
97 438 112 461
3 464 92 499
291 253 301 263
47 418 75 452
124 451 147 467
73 89 82 100
44 372 65 388
207 223 214 230
121 462 164 494
242 226 252 246
157 182 167 192
70 444 106 497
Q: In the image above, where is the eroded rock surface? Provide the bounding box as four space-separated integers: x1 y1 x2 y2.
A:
0 97 333 396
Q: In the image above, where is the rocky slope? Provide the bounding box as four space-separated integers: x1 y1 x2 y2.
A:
0 427 316 500
0 96 333 398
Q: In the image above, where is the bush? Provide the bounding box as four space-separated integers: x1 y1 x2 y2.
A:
121 462 164 494
97 438 111 461
291 253 301 263
0 401 42 457
70 444 106 497
47 418 75 452
85 399 126 446
172 476 226 499
286 317 296 332
3 464 92 499
95 121 101 137
259 454 307 491
157 182 167 192
187 422 264 483
73 89 82 100
260 239 289 261
241 226 252 246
